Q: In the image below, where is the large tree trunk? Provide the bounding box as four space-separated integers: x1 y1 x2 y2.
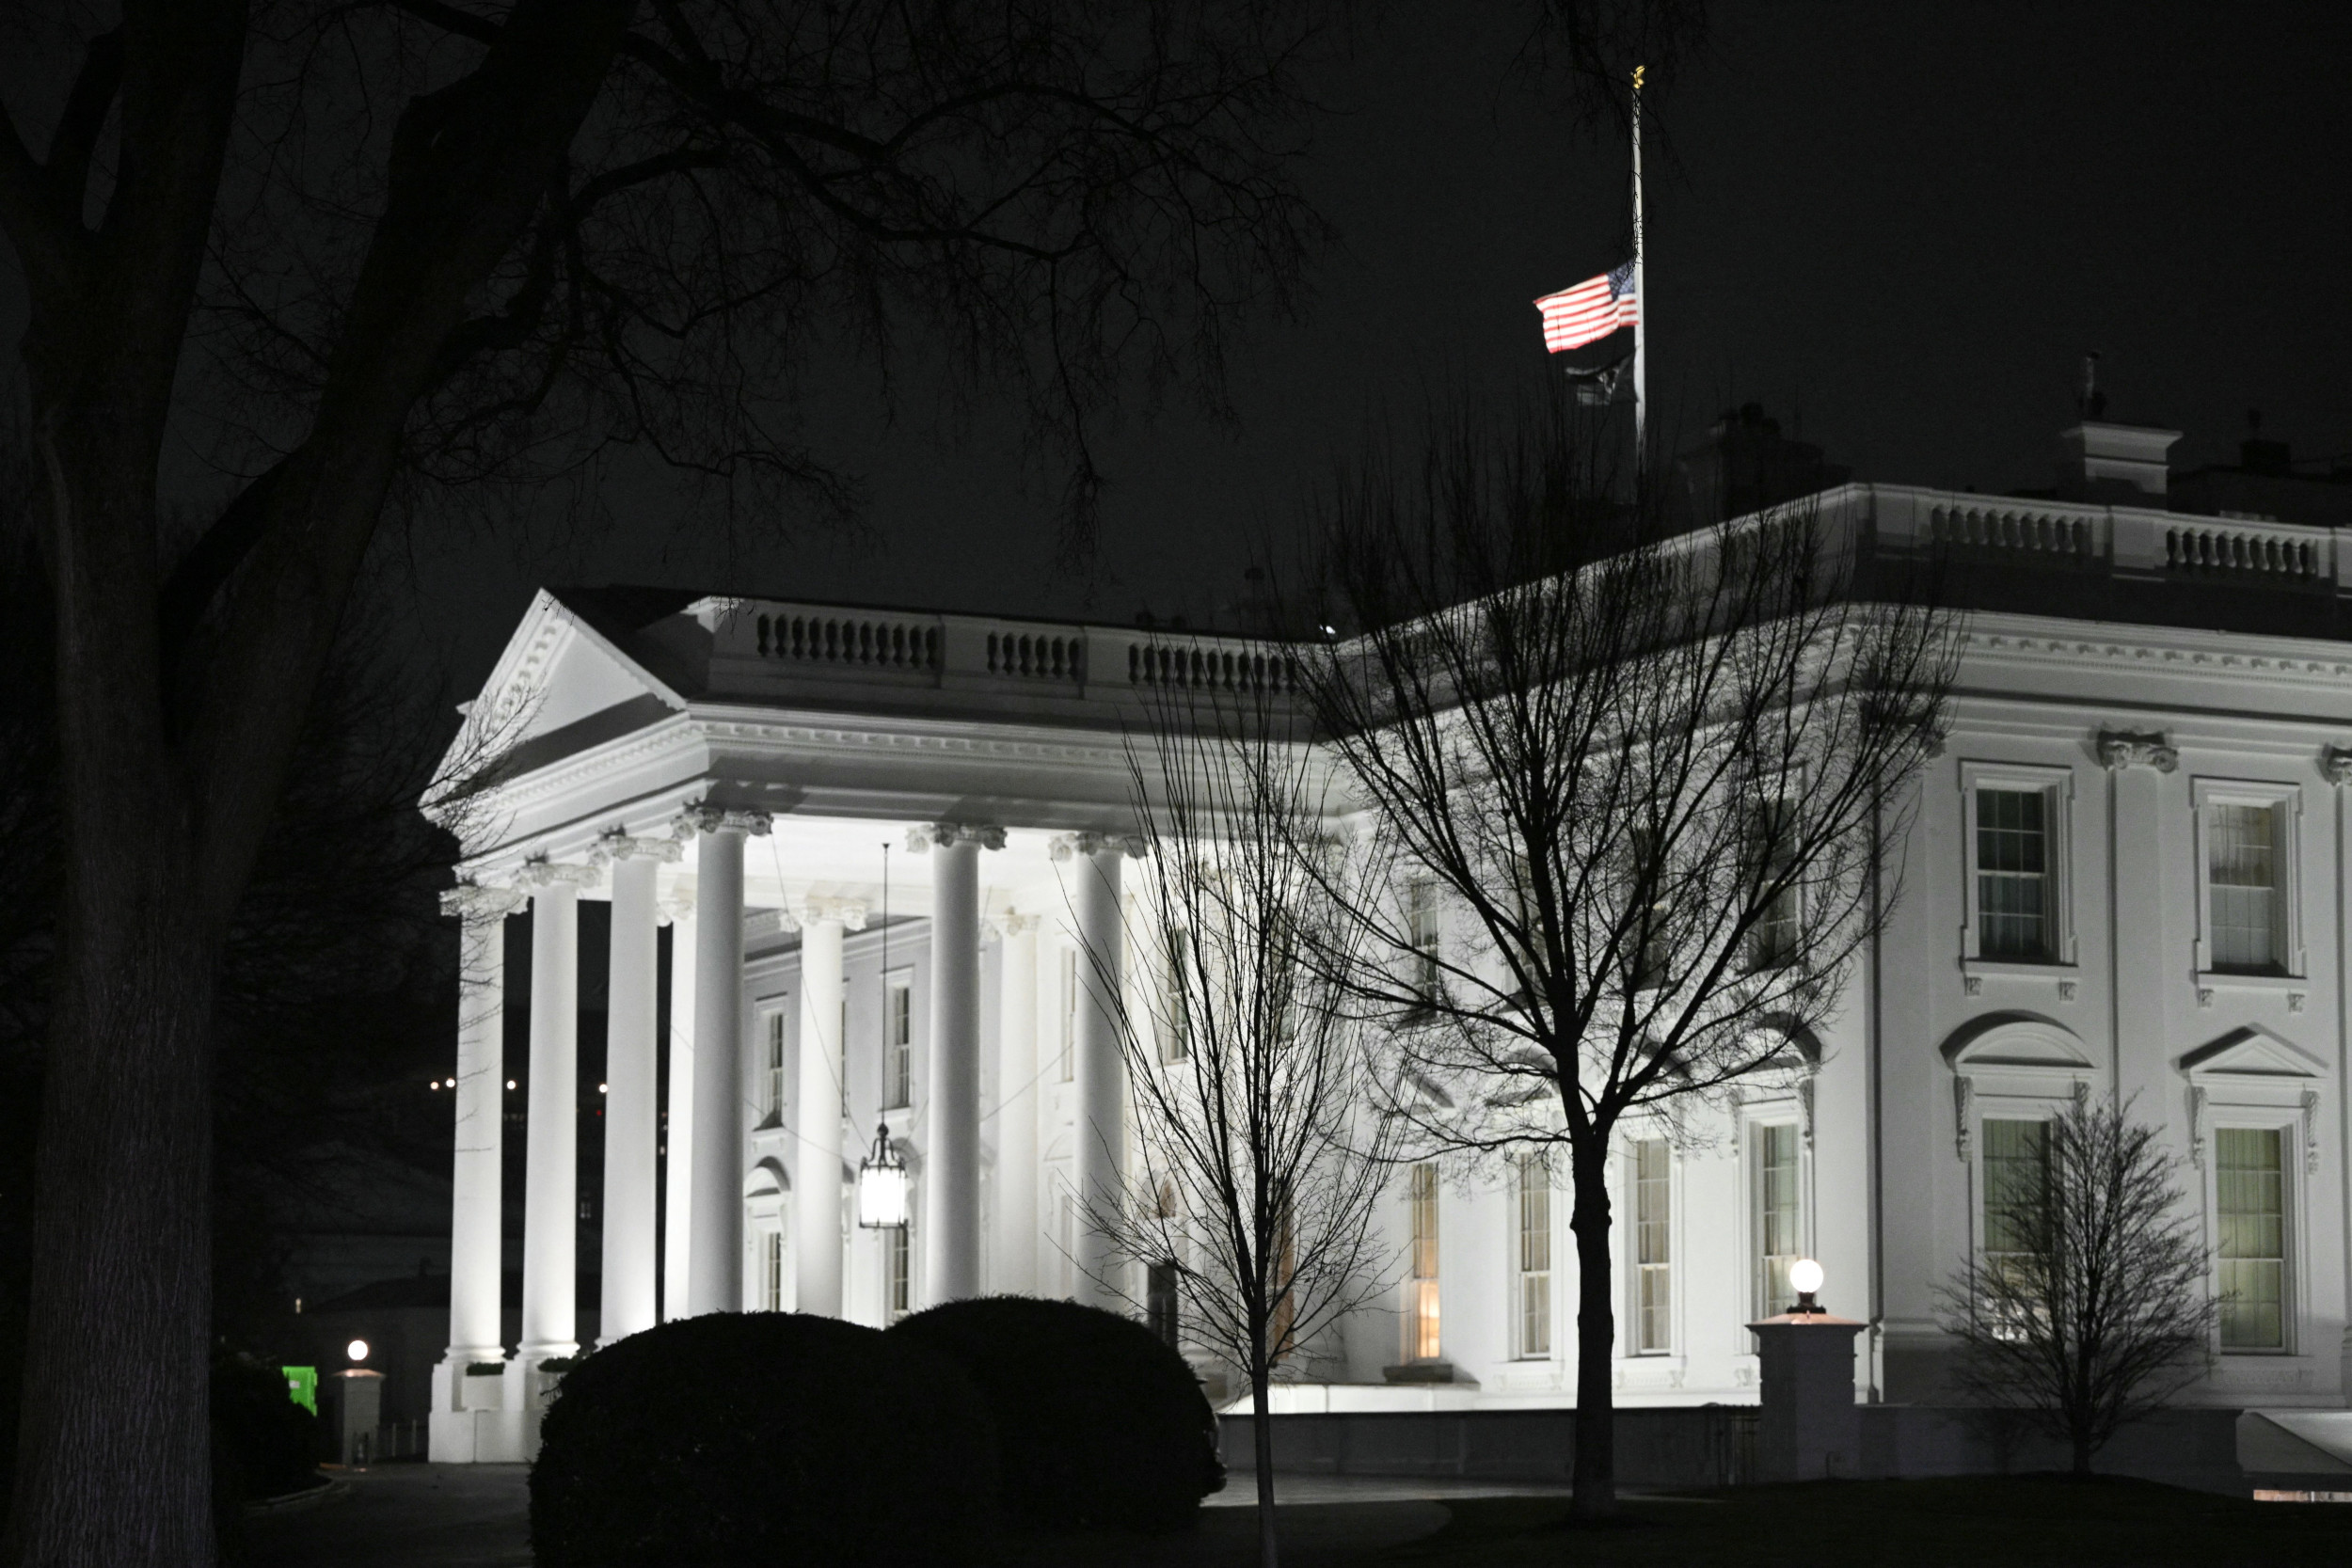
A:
6 420 225 1562
1251 1350 1279 1568
1568 1138 1617 1523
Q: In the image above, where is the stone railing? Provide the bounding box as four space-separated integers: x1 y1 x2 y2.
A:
697 597 1301 707
1854 485 2342 589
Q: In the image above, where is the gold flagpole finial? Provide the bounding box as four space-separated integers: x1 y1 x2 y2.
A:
1632 64 1645 91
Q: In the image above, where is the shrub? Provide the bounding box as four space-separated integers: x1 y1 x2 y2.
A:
888 1296 1222 1534
531 1313 996 1568
210 1351 321 1503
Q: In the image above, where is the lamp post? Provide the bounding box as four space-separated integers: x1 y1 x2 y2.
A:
1748 1259 1865 1481
856 1122 909 1230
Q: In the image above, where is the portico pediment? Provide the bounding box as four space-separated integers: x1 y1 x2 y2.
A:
2179 1024 2326 1082
437 588 691 797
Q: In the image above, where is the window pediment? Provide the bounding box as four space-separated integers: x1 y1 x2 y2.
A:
1941 1011 2094 1072
2179 1025 2326 1083
743 1156 790 1198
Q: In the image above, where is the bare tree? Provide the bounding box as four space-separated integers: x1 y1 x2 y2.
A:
0 6 1329 1557
0 6 1705 1554
1937 1094 2217 1478
1285 383 1953 1520
1087 672 1401 1568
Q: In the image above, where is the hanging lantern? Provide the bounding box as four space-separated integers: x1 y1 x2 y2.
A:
856 1120 909 1229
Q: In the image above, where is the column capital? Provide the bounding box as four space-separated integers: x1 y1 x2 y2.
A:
515 859 600 890
1050 831 1145 862
440 882 527 921
674 801 773 839
797 895 868 932
592 831 684 865
988 910 1041 938
658 888 698 926
908 822 1007 853
2096 727 2176 773
2323 745 2352 787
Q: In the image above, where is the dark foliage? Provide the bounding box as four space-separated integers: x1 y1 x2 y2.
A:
208 1353 320 1505
889 1295 1223 1534
530 1313 998 1568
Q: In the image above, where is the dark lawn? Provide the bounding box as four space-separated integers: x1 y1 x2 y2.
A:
1391 1477 2352 1567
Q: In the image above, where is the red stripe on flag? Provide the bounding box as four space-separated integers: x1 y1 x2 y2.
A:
1535 271 1637 353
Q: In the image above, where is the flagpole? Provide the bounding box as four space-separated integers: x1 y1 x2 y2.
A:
1630 64 1647 478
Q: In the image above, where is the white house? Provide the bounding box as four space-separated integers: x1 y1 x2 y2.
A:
425 418 2352 1462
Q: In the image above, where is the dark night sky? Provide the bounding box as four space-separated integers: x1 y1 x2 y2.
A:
12 4 2352 696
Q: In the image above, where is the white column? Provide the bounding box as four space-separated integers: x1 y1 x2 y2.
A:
794 895 866 1317
1064 834 1131 1311
991 911 1041 1295
441 885 523 1367
683 806 769 1318
916 824 1003 1305
660 891 697 1322
596 838 674 1346
519 863 594 1361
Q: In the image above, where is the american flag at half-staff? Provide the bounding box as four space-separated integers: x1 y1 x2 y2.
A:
1534 261 1639 354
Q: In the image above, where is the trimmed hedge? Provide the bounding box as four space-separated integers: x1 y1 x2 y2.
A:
531 1313 996 1568
210 1351 321 1502
888 1296 1223 1533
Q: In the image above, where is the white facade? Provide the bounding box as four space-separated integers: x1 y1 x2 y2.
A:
426 462 2352 1462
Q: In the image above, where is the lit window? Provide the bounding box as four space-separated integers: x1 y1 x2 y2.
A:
764 1010 787 1119
1980 1117 2048 1329
2217 1127 2287 1351
1516 1156 1551 1358
2209 803 2285 974
1404 1164 1440 1362
1631 1139 1672 1354
1162 929 1193 1064
1060 949 1078 1083
761 1231 785 1312
884 974 914 1109
1746 801 1799 972
1756 1123 1802 1318
1148 1259 1181 1348
886 1221 912 1324
1977 788 2053 959
1407 883 1442 1013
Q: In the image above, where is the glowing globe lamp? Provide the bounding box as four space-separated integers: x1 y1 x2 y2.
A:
1788 1258 1824 1314
346 1338 370 1363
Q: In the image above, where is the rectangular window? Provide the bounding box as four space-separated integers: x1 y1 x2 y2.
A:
884 973 914 1109
1746 801 1799 972
1976 787 2053 959
1060 949 1078 1082
1629 830 1670 991
1516 1156 1551 1358
1162 929 1193 1064
1632 1138 1672 1354
1980 1117 2049 1293
2209 804 2285 974
886 1222 912 1323
2217 1127 2287 1351
761 1231 785 1312
1404 1164 1441 1362
1407 882 1442 1012
1147 1259 1181 1348
764 1010 787 1119
1756 1123 1802 1319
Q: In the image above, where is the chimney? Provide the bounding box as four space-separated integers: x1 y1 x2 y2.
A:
2240 409 2292 476
2057 421 2181 501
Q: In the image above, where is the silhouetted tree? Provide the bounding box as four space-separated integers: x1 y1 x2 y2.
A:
0 5 1708 1555
1089 673 1401 1568
1287 380 1952 1520
1937 1094 2217 1477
